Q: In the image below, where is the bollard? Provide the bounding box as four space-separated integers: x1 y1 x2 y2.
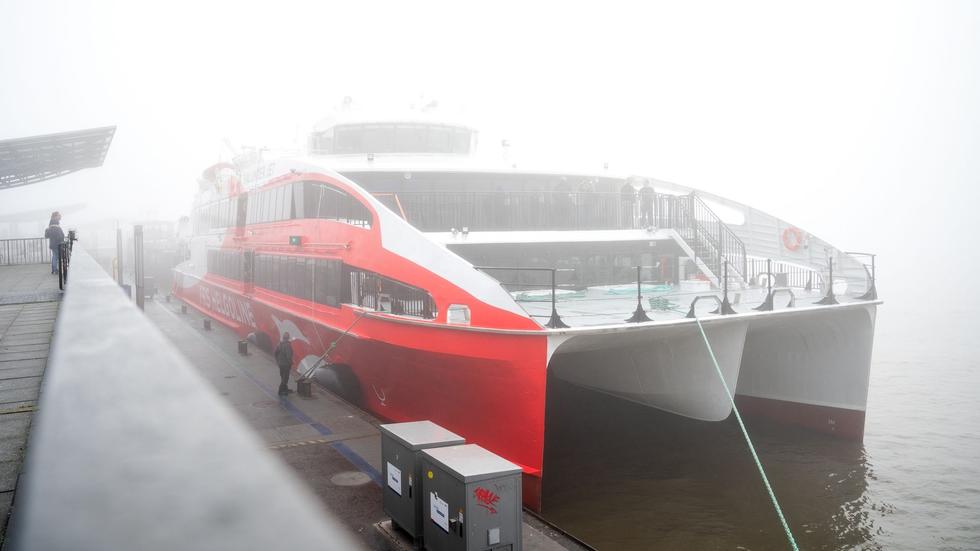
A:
297 378 312 397
165 294 171 303
203 319 211 331
238 340 248 355
181 304 187 314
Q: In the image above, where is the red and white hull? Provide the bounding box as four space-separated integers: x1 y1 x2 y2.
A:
174 157 879 512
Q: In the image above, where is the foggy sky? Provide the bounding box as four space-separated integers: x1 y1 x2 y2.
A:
2 0 978 302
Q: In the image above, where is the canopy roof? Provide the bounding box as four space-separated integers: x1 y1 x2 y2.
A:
0 126 116 190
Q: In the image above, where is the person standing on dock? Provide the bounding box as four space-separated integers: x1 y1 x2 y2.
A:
44 211 64 275
275 332 294 395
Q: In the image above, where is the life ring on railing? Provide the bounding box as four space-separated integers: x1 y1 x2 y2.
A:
782 227 803 252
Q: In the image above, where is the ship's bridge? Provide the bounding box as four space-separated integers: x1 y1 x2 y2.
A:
309 122 476 156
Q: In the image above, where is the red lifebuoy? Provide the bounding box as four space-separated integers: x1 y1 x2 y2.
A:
782 227 803 251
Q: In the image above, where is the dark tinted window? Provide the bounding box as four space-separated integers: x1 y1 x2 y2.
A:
314 259 342 307
301 181 372 228
206 249 242 280
254 254 343 308
246 185 298 225
318 124 472 155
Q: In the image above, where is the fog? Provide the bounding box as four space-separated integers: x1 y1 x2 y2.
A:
2 0 978 304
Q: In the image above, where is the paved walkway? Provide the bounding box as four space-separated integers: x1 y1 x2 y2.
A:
0 263 61 546
0 264 62 306
146 296 583 551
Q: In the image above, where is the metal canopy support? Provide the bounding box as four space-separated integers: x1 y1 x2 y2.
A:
0 126 116 190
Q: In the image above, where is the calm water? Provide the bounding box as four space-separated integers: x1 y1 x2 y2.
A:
541 304 980 550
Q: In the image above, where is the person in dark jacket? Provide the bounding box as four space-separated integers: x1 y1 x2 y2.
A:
274 332 294 395
44 212 64 275
639 181 655 227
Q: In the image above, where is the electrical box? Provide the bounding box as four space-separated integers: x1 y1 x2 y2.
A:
420 444 522 551
380 421 465 541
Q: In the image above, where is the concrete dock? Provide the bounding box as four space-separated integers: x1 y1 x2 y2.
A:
0 264 61 545
144 296 587 551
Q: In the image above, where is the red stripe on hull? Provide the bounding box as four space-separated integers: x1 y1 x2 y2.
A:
734 394 866 441
174 277 550 508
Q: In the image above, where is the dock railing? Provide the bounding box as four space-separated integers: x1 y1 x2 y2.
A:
6 245 362 551
0 238 51 266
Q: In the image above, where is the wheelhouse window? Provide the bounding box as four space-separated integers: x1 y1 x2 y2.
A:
245 181 371 228
300 181 372 228
310 123 474 155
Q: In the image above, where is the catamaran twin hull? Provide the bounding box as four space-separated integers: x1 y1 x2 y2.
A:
173 164 878 512
174 271 876 511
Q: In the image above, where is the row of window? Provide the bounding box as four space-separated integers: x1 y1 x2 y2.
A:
205 250 434 319
254 254 344 308
207 249 243 280
191 180 373 228
310 123 474 155
194 198 238 233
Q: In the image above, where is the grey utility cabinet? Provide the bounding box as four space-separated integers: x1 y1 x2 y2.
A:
380 421 466 541
420 444 522 551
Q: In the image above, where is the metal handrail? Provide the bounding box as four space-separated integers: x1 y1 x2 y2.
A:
474 265 572 328
0 238 51 266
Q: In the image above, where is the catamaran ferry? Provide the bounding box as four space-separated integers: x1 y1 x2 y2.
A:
173 112 879 511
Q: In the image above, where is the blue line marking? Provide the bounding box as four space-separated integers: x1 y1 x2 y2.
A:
231 358 383 485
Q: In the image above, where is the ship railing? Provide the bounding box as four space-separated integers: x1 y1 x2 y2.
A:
376 190 639 231
6 244 361 550
0 237 51 266
375 190 748 287
475 253 878 328
474 265 575 328
843 251 878 300
745 257 824 291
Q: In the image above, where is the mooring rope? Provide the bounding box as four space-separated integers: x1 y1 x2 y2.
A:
694 316 800 551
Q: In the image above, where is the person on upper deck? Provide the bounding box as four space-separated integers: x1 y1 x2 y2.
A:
639 180 655 228
44 211 64 275
620 181 637 228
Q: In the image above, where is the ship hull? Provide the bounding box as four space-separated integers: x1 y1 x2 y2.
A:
173 271 552 509
734 303 878 440
547 318 750 422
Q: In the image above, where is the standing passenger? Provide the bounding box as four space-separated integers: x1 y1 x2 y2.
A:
620 181 637 228
639 181 655 227
275 332 294 395
44 212 64 275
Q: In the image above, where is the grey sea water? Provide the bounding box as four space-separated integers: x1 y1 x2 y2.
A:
541 302 980 550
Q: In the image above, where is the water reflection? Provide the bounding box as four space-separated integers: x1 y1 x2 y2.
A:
542 374 888 550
